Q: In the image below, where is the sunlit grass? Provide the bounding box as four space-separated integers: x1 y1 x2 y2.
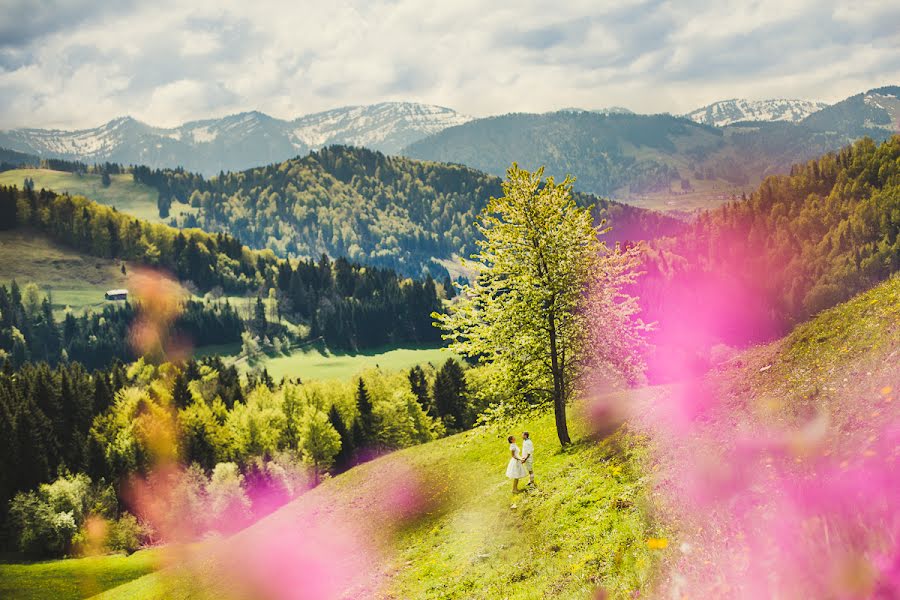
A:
88 400 662 599
238 343 461 382
0 169 194 224
0 548 163 600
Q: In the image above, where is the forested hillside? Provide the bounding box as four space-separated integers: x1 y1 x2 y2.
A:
0 280 242 369
0 353 479 558
136 146 683 276
403 110 879 204
801 85 900 138
0 186 443 352
640 135 900 371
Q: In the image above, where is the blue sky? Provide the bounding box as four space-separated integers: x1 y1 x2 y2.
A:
1 0 898 128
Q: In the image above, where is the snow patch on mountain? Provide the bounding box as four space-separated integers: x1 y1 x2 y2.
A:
290 102 472 154
863 92 900 131
684 98 828 127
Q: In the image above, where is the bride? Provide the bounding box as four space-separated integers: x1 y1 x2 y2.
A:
506 435 528 492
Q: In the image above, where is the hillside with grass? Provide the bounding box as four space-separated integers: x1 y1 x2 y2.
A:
0 169 193 224
0 229 128 315
5 275 881 600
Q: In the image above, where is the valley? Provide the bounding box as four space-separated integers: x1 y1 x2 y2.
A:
3 273 895 599
0 10 897 595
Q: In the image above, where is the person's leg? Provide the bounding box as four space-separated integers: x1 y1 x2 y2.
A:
512 478 519 493
528 468 534 484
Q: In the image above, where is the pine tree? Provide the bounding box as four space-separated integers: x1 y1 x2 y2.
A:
253 296 268 335
432 358 469 430
92 372 114 415
442 275 456 299
408 365 432 414
172 372 192 409
354 378 375 444
327 403 353 470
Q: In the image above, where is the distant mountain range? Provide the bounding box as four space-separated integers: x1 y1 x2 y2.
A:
1 87 897 201
0 102 472 175
683 98 828 126
405 86 900 199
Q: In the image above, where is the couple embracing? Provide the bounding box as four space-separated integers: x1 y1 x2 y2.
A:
506 432 534 492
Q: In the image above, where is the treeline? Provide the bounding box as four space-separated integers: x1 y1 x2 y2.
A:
0 147 40 172
0 281 244 369
640 135 900 361
136 146 682 276
1 355 484 555
0 185 445 351
131 164 206 218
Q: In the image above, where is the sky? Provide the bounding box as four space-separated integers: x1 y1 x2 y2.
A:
1 0 899 129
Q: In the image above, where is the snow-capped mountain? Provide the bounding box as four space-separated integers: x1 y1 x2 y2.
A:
290 102 471 155
0 103 471 175
684 99 828 127
0 117 154 161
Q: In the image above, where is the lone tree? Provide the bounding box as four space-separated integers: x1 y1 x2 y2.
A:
435 164 614 446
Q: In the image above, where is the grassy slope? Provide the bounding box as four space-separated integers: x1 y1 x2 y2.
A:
5 276 896 599
0 169 194 224
0 229 127 315
0 549 162 600
95 400 665 600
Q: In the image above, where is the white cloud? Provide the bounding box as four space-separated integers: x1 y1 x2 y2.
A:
0 0 898 129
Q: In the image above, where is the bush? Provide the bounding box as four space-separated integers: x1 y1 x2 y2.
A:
7 473 117 557
106 513 146 554
8 491 77 556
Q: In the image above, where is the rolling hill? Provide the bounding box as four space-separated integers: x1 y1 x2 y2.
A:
153 146 684 276
0 168 192 224
801 85 900 137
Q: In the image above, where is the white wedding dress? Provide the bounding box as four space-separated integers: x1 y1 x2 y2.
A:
506 443 528 479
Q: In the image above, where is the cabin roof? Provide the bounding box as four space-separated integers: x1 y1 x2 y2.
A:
106 289 129 295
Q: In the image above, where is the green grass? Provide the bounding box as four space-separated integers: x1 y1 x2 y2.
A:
0 229 127 316
238 343 461 381
0 548 163 600
94 399 665 599
0 169 194 224
739 273 900 426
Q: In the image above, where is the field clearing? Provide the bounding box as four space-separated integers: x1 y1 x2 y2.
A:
612 177 758 213
238 343 461 381
0 169 195 223
0 229 127 315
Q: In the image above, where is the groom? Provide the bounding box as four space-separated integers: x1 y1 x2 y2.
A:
521 431 534 485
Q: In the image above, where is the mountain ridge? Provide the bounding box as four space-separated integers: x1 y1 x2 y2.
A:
0 102 473 175
683 98 828 126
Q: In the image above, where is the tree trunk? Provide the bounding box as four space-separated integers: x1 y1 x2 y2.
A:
548 311 571 446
